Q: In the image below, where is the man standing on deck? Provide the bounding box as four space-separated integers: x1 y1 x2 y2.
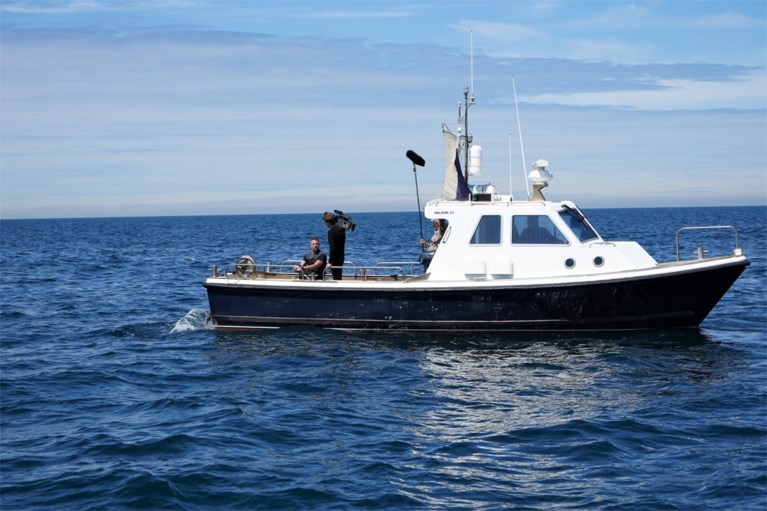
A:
324 212 346 280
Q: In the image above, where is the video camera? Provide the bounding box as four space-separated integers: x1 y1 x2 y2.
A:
324 210 356 232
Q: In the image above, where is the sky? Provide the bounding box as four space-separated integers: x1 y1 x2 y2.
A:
1 0 765 219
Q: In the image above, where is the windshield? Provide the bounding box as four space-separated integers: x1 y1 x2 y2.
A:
559 206 599 242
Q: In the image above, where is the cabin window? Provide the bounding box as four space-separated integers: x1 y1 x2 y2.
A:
470 215 501 245
559 207 598 242
512 215 567 245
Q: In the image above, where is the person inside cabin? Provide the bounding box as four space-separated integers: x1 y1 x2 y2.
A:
419 219 447 271
293 237 327 280
323 212 346 280
518 215 557 244
420 219 447 252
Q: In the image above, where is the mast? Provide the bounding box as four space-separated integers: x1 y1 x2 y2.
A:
461 86 475 182
451 32 477 182
461 31 476 182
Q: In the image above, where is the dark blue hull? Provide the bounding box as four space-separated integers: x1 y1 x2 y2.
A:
204 260 748 332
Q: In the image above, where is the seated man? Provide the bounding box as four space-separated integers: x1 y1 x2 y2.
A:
419 219 447 271
420 219 447 253
293 236 327 280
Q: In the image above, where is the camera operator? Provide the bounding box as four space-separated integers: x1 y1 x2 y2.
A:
323 212 346 280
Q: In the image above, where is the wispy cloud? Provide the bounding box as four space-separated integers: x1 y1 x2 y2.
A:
690 10 765 29
305 8 416 20
0 0 203 14
519 70 767 110
1 1 764 218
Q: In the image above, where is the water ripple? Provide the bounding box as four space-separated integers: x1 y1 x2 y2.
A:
1 211 765 510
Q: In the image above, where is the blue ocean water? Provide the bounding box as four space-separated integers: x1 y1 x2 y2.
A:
1 206 765 510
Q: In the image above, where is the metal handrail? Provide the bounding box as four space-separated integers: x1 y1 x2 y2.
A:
214 259 423 281
374 260 422 274
675 225 740 261
357 265 412 279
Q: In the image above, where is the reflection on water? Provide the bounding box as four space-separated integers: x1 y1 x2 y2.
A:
210 327 736 442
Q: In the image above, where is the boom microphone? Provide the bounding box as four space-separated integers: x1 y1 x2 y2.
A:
407 150 425 242
406 150 426 167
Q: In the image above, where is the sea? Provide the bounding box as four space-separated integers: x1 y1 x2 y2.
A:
1 206 765 510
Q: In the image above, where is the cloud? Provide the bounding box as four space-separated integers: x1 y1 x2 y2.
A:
517 70 767 110
0 0 203 14
452 20 541 42
690 10 765 29
1 6 764 218
453 3 766 64
305 7 416 20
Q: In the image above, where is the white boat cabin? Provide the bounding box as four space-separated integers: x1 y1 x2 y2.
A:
423 194 657 282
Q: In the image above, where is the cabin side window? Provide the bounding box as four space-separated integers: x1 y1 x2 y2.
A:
512 215 567 245
559 209 599 242
470 215 501 245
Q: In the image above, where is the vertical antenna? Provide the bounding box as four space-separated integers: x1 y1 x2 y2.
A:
508 133 513 198
512 76 530 199
463 31 476 182
470 30 474 96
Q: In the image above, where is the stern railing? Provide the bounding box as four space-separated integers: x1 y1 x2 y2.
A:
211 259 423 282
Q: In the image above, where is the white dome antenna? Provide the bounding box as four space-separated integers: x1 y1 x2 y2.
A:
528 159 553 201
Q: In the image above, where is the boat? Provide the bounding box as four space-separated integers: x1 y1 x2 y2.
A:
203 88 749 333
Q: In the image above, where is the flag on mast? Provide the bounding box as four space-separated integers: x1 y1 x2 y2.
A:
442 131 470 201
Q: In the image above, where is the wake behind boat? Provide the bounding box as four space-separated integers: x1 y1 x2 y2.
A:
203 88 749 333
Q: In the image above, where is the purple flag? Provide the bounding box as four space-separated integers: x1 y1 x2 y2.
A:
455 150 470 201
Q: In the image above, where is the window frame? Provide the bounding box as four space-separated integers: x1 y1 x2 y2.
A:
469 214 503 246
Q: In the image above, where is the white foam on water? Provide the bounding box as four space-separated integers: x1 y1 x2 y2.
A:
170 308 212 333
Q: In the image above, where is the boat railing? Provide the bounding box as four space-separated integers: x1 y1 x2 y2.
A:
212 259 423 281
675 225 742 261
216 261 298 279
373 261 422 275
341 261 422 281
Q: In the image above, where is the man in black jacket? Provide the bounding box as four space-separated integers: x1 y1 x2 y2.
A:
324 212 346 280
293 237 327 280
